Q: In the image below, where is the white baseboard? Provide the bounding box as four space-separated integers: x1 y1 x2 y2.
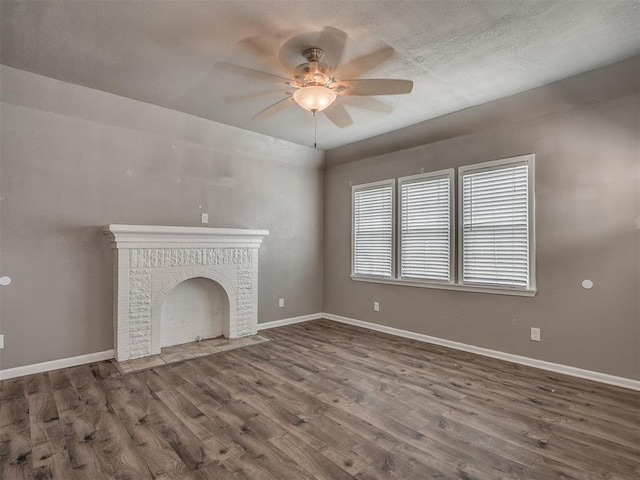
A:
0 350 114 380
3 312 638 392
258 312 323 330
0 313 322 380
323 313 640 392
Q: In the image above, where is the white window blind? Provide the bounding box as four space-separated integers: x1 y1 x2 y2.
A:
400 172 453 282
353 182 394 277
461 161 531 288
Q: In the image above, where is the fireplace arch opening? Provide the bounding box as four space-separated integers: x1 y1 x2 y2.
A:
159 277 230 348
150 267 239 355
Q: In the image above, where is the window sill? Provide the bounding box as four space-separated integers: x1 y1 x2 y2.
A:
350 275 537 297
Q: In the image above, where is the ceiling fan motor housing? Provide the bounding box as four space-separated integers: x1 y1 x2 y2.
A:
303 47 324 62
294 47 332 86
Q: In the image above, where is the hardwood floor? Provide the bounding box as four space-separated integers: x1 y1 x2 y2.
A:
1 319 639 479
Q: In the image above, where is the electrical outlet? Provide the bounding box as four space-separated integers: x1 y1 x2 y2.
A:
531 327 541 342
279 298 284 308
0 334 4 349
373 301 380 312
201 213 209 224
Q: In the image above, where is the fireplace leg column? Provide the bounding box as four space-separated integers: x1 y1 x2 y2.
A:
114 249 131 361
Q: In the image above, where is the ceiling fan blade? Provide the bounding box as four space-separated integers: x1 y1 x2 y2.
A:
316 26 347 69
323 100 353 128
334 79 414 96
252 96 295 120
215 62 292 85
339 96 393 114
223 90 293 104
278 27 348 71
237 35 282 58
335 45 395 79
237 27 303 59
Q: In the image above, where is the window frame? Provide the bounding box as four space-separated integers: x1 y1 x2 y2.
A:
457 154 536 294
350 154 536 297
351 179 396 280
397 169 455 285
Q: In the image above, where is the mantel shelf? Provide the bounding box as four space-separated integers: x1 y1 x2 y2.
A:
103 224 269 248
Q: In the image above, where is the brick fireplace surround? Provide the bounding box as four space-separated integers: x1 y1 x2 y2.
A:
103 225 268 361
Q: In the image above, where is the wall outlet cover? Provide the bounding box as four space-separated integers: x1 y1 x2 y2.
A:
531 327 541 342
374 301 380 312
279 298 284 308
201 213 209 224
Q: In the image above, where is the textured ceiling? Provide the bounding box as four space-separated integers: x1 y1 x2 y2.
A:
2 1 639 150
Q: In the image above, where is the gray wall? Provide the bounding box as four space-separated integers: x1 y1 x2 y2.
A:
2 57 639 381
0 66 324 370
324 57 640 380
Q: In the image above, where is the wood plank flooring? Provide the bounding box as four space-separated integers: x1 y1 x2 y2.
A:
1 319 639 479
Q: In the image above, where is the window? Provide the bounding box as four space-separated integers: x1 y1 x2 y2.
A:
351 154 535 296
459 156 534 289
352 180 394 278
399 170 454 282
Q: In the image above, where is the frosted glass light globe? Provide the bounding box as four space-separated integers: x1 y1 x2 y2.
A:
293 86 337 112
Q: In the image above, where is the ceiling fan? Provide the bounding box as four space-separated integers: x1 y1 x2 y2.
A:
216 28 414 129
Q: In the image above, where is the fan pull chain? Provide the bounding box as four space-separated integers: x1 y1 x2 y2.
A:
313 111 317 149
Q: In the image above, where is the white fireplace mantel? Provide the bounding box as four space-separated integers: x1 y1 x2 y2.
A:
103 224 269 361
105 224 269 248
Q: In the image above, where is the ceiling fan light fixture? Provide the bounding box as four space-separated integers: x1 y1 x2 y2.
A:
292 85 337 113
